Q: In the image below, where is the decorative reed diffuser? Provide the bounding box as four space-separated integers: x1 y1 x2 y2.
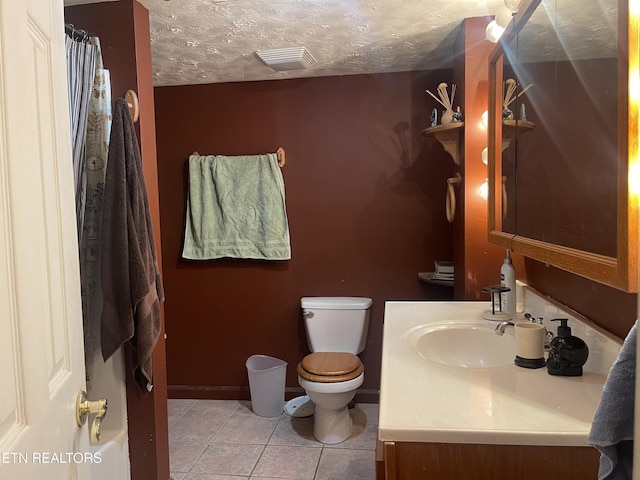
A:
503 78 533 120
426 83 456 125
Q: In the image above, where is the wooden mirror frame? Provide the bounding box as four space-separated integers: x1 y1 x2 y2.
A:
487 0 639 292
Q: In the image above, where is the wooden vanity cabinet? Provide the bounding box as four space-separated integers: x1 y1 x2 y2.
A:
376 441 600 479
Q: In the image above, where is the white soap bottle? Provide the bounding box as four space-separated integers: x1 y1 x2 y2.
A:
500 249 516 314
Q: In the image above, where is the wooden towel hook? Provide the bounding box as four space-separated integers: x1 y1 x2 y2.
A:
276 147 286 167
125 90 139 123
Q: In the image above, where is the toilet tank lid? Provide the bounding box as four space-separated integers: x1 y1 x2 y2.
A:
301 297 373 309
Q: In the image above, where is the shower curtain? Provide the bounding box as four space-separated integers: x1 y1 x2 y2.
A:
66 28 112 388
65 30 99 244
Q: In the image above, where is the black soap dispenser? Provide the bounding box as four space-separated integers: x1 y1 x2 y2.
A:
546 319 589 376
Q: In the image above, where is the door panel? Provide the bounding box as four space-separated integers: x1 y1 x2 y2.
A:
0 0 90 478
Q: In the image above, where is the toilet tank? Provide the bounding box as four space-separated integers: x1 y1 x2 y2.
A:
301 297 372 354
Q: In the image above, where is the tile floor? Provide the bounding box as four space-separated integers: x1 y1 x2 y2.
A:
168 399 378 480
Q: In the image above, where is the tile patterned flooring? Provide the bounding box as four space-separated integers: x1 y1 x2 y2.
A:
168 399 378 480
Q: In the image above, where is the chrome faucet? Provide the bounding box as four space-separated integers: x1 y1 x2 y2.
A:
524 313 554 349
495 321 515 335
524 312 541 323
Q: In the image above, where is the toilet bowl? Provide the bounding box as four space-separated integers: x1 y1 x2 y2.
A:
290 296 372 444
297 352 365 444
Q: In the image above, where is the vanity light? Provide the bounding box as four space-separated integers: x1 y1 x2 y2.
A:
485 20 505 43
486 0 521 43
629 162 640 197
504 0 521 10
482 147 488 165
631 70 640 103
479 178 489 200
628 1 639 196
495 6 515 28
481 110 489 128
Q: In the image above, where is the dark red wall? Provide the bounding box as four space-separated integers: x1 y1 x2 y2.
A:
526 260 636 340
154 72 456 399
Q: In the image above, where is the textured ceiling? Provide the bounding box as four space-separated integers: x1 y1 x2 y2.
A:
138 0 509 87
64 0 615 87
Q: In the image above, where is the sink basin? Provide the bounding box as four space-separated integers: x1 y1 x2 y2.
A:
406 322 516 368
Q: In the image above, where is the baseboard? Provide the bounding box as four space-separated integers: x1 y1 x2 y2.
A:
354 389 380 404
167 385 380 404
167 385 249 400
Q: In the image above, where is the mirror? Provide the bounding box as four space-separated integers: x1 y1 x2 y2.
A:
488 0 639 292
500 0 618 256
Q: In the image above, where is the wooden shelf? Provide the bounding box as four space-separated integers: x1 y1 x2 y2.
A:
501 119 535 151
418 272 454 287
421 122 464 165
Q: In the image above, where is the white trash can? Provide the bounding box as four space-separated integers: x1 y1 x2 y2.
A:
246 354 287 417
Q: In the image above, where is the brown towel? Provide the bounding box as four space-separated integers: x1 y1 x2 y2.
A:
101 98 164 393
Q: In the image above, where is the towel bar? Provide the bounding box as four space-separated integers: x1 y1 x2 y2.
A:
190 148 286 167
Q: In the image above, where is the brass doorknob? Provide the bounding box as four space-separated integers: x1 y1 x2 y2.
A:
76 390 108 442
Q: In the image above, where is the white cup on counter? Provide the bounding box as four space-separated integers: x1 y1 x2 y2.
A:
514 323 546 369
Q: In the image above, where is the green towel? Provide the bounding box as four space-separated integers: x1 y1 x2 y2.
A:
182 153 291 260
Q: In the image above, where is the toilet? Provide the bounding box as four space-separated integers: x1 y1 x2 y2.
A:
296 296 372 444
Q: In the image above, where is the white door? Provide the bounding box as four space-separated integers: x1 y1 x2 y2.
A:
0 0 91 479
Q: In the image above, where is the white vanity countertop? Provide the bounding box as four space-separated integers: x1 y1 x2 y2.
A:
378 301 623 447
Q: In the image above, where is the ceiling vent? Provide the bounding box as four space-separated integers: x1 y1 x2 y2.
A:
255 47 317 71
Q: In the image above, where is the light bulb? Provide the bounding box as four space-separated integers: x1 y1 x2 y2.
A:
479 179 489 200
504 0 521 11
629 161 640 197
482 110 489 128
495 6 514 28
482 147 488 165
485 20 505 43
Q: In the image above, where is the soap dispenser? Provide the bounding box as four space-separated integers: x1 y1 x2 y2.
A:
546 318 589 376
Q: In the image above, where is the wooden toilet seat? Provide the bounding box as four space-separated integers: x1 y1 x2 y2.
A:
297 352 364 383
